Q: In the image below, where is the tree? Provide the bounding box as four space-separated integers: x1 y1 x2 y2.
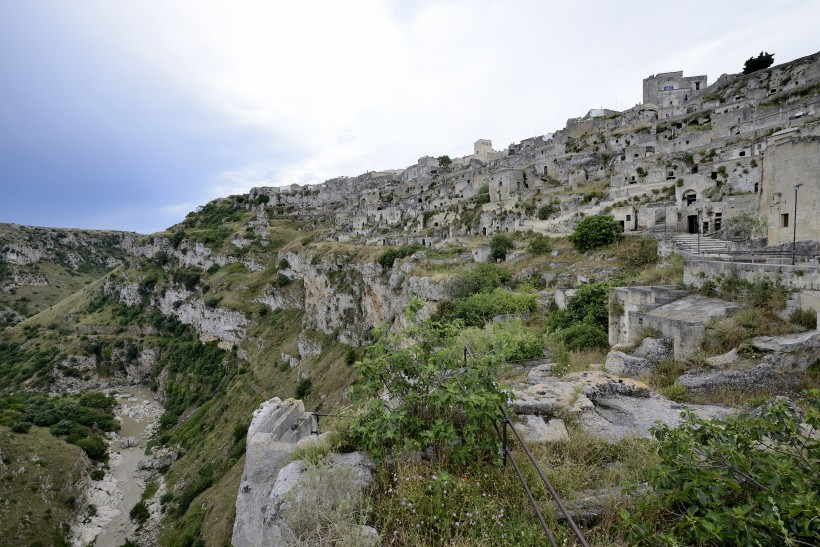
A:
722 211 767 242
489 233 513 261
620 392 820 545
437 155 452 168
347 309 536 464
743 51 774 74
568 214 623 252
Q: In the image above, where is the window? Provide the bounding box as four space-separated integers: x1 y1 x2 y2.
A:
685 192 697 206
739 151 746 157
663 85 674 91
695 82 701 90
782 214 789 228
626 214 631 221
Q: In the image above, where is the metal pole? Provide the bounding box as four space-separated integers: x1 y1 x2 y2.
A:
697 208 701 254
793 184 802 265
502 417 508 467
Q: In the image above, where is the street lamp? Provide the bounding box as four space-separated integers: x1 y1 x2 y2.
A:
792 183 802 265
696 208 702 254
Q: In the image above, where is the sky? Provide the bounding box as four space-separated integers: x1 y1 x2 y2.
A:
1 1 818 234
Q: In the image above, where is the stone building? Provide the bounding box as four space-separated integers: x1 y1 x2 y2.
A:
643 71 708 118
761 125 820 245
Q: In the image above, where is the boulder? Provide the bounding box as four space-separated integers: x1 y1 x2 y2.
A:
706 348 740 367
676 362 783 393
120 436 139 449
604 351 655 378
633 337 673 363
515 415 570 443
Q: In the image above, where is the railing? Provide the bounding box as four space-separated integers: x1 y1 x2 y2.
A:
466 347 590 546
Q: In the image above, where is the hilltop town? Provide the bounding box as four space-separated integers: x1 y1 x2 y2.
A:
249 50 819 250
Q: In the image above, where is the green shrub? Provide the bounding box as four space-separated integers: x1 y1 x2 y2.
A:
11 421 32 433
444 264 510 299
295 377 313 399
378 243 423 269
489 234 513 262
130 501 150 524
537 204 555 220
620 392 820 544
526 233 552 255
553 323 609 351
76 436 107 461
347 314 516 464
547 283 609 332
90 469 105 481
436 288 536 327
790 308 817 330
569 215 622 252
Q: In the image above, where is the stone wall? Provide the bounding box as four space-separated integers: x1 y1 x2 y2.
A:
684 259 820 291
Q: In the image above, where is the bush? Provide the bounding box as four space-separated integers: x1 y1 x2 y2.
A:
527 233 552 255
489 234 513 262
553 323 609 351
537 204 555 220
790 308 817 330
90 469 105 481
444 264 510 299
547 282 610 332
130 501 150 524
620 392 820 544
436 288 537 327
11 421 32 433
378 243 423 269
569 215 622 252
76 436 107 461
743 51 775 74
295 377 313 399
347 315 514 464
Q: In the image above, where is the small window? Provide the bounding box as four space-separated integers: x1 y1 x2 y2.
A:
626 215 631 221
739 151 746 157
695 82 701 91
782 213 789 228
663 85 674 91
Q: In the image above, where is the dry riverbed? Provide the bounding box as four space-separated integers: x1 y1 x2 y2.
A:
70 387 165 547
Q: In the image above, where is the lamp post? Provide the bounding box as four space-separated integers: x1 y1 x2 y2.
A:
792 183 802 265
697 208 702 254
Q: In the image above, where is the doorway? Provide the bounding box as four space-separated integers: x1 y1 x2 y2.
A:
687 215 698 234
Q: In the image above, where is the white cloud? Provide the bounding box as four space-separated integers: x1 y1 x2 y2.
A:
37 0 820 195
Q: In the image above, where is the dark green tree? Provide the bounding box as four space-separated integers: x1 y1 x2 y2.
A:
743 51 774 74
569 214 623 252
437 155 452 168
489 234 513 261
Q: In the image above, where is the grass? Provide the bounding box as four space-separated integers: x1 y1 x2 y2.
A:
0 426 88 546
371 432 657 546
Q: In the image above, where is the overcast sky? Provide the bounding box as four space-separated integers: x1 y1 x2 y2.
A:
1 1 818 234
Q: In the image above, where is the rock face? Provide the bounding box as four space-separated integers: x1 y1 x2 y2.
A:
232 398 378 546
633 337 673 362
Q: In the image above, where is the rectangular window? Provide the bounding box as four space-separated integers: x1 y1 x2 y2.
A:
626 215 631 221
782 213 789 228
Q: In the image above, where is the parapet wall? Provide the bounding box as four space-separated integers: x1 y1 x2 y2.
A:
684 259 820 291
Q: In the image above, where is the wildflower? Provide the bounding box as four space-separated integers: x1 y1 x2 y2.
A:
455 521 460 527
431 474 437 481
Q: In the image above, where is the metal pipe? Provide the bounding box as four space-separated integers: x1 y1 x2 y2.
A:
506 449 558 547
502 407 591 547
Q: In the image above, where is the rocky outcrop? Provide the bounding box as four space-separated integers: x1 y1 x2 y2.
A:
232 398 313 547
511 370 734 443
158 287 248 347
604 351 655 378
233 398 378 546
677 331 820 393
260 250 445 346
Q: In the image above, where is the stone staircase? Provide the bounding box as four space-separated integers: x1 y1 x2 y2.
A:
670 233 734 255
